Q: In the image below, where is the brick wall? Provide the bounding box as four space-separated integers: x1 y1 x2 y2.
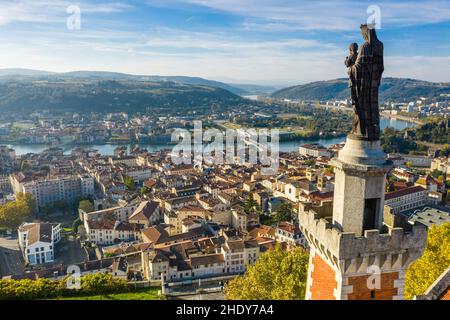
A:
310 253 337 300
439 287 450 300
347 272 399 300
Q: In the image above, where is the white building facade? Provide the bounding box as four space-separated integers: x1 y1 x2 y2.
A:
18 223 61 265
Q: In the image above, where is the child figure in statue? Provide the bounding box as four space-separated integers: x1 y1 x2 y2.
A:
344 43 361 136
345 43 358 86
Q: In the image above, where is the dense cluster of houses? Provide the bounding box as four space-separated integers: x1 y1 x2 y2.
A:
2 141 449 284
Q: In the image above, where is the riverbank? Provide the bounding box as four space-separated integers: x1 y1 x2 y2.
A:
280 133 347 143
5 117 417 156
381 112 424 125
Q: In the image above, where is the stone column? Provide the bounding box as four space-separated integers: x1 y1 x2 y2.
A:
331 135 392 236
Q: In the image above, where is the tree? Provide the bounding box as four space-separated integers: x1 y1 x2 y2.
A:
389 175 398 183
72 218 82 234
225 245 309 300
386 183 393 193
405 161 413 169
324 166 334 174
80 273 128 294
0 273 128 299
446 190 450 203
439 144 450 157
244 193 257 214
416 169 427 176
0 202 29 231
140 186 150 195
124 176 136 191
16 193 36 215
275 202 294 223
40 205 50 217
0 278 64 300
381 127 419 154
0 193 34 231
53 200 68 211
404 222 450 299
20 160 30 171
78 200 94 213
430 169 443 179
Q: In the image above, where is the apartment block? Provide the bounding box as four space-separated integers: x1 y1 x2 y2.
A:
10 172 94 210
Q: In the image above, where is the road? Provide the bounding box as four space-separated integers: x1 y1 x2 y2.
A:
171 291 225 300
166 279 227 300
0 237 25 278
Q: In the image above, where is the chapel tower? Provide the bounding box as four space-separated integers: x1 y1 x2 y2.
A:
298 25 428 300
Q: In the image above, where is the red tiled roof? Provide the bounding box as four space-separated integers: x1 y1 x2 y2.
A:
129 200 159 221
277 221 300 234
87 220 143 231
385 185 426 200
190 254 224 267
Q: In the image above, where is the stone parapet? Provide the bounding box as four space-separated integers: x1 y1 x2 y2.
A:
415 267 450 300
299 209 428 273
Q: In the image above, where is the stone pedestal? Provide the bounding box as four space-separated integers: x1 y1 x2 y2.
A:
336 134 387 166
331 135 393 236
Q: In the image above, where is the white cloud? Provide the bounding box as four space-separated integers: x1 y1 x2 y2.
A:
153 0 450 31
140 28 336 52
0 0 133 26
0 0 449 85
1 32 449 85
385 55 450 83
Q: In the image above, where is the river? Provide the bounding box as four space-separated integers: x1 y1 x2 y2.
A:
7 117 415 156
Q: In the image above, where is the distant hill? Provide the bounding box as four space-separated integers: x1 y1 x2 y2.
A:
0 69 274 96
0 79 246 113
271 78 450 102
0 68 55 77
146 76 249 96
228 83 280 96
58 72 249 95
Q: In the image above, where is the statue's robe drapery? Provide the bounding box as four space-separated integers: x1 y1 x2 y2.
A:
350 28 384 141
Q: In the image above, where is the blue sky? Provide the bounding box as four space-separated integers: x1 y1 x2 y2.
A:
0 0 449 86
